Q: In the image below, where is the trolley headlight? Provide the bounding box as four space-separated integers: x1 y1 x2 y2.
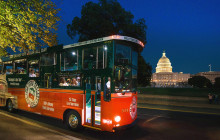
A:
114 116 121 122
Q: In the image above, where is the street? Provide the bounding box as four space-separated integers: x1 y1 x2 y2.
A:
0 107 220 140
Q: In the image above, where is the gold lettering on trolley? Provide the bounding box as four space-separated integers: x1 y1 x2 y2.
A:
67 97 79 107
42 101 54 112
122 108 129 113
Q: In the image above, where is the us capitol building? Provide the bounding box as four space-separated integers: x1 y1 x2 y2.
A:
151 51 190 87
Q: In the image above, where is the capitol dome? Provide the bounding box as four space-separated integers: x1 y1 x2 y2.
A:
156 51 172 73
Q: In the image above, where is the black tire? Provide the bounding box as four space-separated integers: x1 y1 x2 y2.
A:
6 99 13 112
65 110 82 131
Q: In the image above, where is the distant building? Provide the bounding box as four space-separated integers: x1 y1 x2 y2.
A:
151 51 190 87
194 71 220 83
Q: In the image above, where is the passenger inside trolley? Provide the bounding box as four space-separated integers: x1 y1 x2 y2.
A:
77 77 80 86
29 68 36 77
6 69 13 75
59 77 68 86
59 76 81 87
71 78 78 86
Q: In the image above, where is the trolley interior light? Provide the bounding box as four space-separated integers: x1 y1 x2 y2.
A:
72 52 76 55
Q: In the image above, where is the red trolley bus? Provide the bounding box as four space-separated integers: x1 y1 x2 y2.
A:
0 35 144 132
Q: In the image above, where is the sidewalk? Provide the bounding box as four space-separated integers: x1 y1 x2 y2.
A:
138 94 220 115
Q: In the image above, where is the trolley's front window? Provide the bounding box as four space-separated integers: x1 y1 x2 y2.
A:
114 43 138 93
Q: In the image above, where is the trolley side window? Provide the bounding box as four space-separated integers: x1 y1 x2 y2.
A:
41 53 55 66
4 61 13 75
14 59 27 74
58 74 81 87
83 47 96 69
28 60 39 77
104 77 111 101
61 50 78 71
83 45 107 70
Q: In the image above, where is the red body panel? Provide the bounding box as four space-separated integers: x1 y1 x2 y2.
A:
8 88 137 132
8 88 84 120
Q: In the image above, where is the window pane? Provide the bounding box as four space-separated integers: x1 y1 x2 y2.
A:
61 50 78 71
83 47 97 69
104 77 111 101
132 69 137 91
115 44 131 65
41 53 54 66
4 61 13 74
15 59 27 74
58 74 81 87
132 69 137 79
114 66 132 92
98 46 103 69
132 50 138 67
98 45 108 69
29 60 39 77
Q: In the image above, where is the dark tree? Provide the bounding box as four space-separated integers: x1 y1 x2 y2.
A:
67 0 147 44
188 76 212 88
138 54 152 87
214 77 220 89
67 0 151 86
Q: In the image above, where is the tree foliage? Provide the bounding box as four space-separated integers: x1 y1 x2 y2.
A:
0 0 60 56
0 46 7 56
188 76 212 88
138 54 152 87
67 0 147 44
67 0 151 86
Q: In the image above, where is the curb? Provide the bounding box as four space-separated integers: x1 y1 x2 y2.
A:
138 100 220 109
137 105 220 116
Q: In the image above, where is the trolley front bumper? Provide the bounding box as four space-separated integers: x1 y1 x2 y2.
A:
113 119 138 132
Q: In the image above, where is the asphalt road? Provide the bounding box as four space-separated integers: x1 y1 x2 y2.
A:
0 107 220 140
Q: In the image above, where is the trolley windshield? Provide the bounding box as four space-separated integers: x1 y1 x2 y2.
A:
114 42 138 93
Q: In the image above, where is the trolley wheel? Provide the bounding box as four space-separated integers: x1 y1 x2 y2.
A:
6 99 13 112
65 110 82 131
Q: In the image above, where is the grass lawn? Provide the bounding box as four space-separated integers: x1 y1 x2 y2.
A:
138 87 220 97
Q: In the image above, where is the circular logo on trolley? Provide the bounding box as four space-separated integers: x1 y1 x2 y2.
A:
130 96 137 120
25 80 40 108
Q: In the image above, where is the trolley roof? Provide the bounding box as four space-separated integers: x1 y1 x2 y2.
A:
63 35 144 49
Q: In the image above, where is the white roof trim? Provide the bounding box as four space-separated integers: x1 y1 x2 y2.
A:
63 35 144 49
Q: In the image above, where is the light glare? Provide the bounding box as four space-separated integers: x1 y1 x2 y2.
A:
72 52 76 55
114 116 121 122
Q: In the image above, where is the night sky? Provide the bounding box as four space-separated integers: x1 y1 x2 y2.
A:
54 0 220 74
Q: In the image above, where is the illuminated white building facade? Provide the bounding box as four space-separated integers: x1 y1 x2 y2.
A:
195 71 220 83
151 51 190 87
